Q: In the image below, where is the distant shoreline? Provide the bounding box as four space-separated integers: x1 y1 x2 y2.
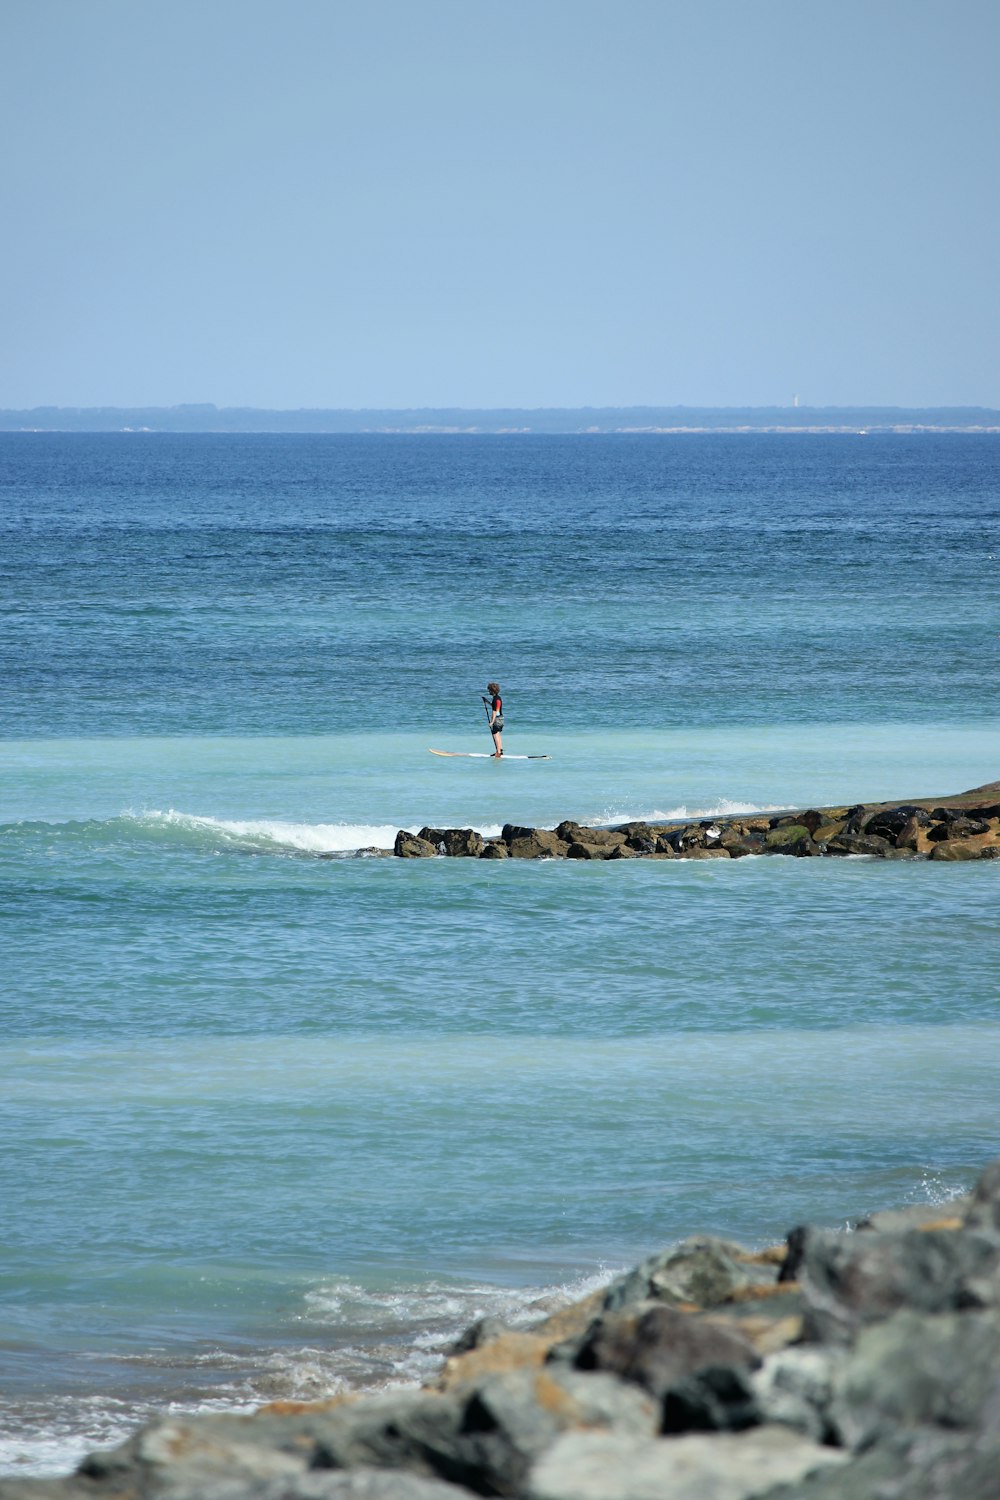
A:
2 403 999 435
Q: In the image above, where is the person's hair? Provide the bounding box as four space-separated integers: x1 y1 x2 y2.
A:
487 681 500 695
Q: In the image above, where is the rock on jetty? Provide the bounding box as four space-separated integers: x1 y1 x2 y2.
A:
394 781 1000 862
7 1161 1000 1500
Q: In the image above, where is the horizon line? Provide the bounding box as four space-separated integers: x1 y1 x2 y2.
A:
4 401 1000 415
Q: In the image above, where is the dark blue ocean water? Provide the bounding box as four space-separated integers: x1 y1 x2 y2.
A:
3 433 998 736
1 433 999 1475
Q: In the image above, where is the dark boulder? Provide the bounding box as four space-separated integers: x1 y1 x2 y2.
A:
501 823 539 844
824 833 893 857
719 840 761 858
927 817 990 843
765 825 817 854
865 806 927 841
565 842 611 860
842 806 873 835
603 1237 780 1313
418 828 485 858
479 842 509 859
506 829 567 859
662 1362 760 1435
614 821 654 840
395 831 439 858
571 1303 760 1407
657 828 687 853
554 821 588 843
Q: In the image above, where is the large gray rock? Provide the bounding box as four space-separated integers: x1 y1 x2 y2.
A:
604 1238 780 1313
0 1478 474 1500
300 1387 485 1490
60 1392 460 1494
526 1425 846 1500
761 1430 1000 1500
785 1224 1000 1342
113 1469 477 1500
0 1368 645 1500
446 1366 657 1495
828 1307 1000 1450
747 1346 845 1443
966 1157 1000 1235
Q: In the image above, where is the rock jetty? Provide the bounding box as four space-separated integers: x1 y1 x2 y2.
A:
394 781 1000 862
7 1160 1000 1500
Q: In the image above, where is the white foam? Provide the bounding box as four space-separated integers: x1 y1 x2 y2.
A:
128 810 507 855
0 1267 619 1478
302 1268 616 1350
589 798 783 826
134 809 404 853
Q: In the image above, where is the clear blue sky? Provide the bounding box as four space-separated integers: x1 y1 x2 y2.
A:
3 0 998 409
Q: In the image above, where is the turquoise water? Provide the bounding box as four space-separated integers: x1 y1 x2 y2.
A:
1 434 999 1474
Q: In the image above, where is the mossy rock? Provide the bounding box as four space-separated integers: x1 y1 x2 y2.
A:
765 824 812 849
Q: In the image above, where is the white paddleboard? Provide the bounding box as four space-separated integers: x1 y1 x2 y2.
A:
428 749 551 760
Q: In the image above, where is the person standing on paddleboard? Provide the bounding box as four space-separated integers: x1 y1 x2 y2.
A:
484 682 504 757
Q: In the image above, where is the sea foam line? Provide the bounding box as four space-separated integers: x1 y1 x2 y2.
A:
596 798 784 825
132 809 407 853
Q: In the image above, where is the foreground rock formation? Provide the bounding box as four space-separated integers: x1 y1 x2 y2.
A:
7 1161 1000 1500
394 781 1000 861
